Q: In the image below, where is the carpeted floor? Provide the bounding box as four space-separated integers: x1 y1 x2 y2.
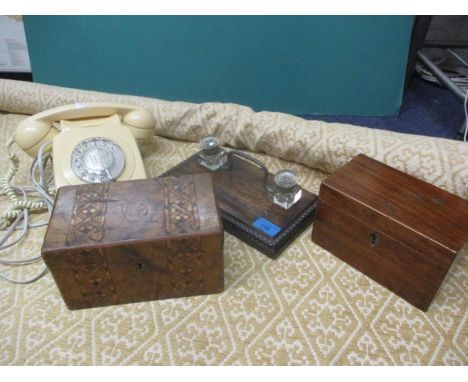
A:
301 76 465 140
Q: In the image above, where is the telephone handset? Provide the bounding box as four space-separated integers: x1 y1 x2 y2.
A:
1 102 156 284
14 102 155 188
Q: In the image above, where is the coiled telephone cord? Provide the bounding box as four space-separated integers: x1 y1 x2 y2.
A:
0 139 55 284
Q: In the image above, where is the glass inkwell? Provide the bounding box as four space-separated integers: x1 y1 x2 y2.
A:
197 135 302 210
269 169 302 210
198 135 227 171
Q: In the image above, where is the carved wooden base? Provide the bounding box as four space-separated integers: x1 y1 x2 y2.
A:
160 150 318 258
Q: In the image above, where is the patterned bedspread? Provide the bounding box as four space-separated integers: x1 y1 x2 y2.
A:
0 79 466 365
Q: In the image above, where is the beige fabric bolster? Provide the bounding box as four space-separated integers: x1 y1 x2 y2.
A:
0 78 466 199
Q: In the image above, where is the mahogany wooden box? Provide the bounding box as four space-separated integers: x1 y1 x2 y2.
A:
41 174 224 310
312 154 468 311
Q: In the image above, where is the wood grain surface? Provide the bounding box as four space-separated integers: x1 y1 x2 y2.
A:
312 154 468 311
161 150 318 258
42 174 224 310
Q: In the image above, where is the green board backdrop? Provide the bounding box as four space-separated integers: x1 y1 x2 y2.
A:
23 16 414 116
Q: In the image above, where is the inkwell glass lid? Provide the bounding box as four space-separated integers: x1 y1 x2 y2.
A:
200 135 220 155
274 170 297 189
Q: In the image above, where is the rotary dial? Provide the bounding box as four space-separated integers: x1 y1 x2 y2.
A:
71 137 125 184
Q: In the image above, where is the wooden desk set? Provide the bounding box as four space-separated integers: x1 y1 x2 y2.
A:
42 137 467 311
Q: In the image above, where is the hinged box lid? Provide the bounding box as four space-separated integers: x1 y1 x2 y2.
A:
319 154 468 266
42 174 222 253
41 174 224 309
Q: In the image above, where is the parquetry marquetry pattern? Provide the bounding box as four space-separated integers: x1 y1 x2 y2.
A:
167 238 203 296
66 184 109 246
62 183 116 307
65 249 117 307
163 176 204 296
163 176 200 235
0 79 467 365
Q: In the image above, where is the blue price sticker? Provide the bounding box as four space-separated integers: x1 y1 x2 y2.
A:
252 217 281 238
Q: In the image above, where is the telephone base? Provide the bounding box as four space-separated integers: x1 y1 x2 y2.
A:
53 122 146 189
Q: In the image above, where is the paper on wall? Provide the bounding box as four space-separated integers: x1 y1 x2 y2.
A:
0 16 31 72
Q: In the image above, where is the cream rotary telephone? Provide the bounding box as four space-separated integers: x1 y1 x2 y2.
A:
0 102 155 284
14 102 155 188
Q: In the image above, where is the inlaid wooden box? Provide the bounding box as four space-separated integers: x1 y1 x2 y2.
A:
42 174 224 310
312 154 468 311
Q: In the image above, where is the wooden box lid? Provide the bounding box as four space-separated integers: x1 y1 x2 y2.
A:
319 154 468 264
42 174 222 253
